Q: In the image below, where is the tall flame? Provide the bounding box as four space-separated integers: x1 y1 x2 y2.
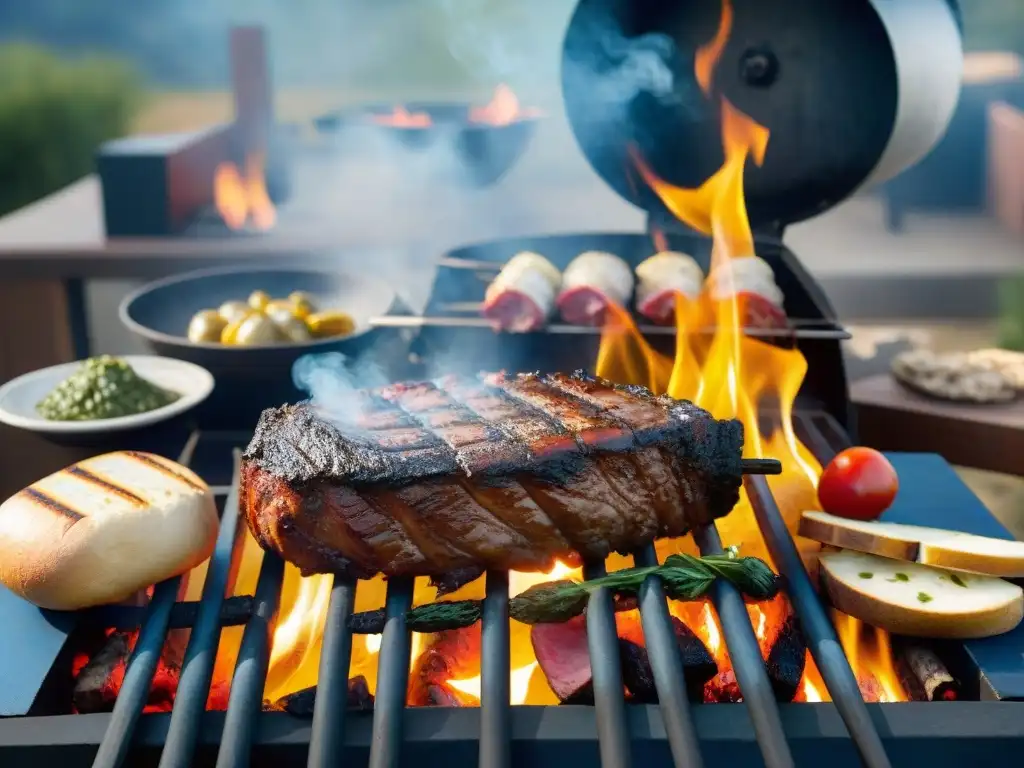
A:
598 0 903 702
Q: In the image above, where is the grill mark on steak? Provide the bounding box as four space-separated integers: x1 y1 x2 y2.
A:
442 376 630 559
386 381 572 567
543 372 707 536
242 372 746 578
379 381 567 570
484 372 660 552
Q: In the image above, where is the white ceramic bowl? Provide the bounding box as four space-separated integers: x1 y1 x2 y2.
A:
0 356 214 435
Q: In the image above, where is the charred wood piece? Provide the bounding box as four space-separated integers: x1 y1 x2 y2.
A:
268 676 375 716
896 643 958 702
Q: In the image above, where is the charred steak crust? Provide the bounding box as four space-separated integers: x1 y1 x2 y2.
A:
242 371 744 578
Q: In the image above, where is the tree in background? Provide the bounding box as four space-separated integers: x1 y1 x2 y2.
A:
0 44 141 216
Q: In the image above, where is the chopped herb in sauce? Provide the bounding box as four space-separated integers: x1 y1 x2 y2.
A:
858 572 874 579
949 574 968 588
917 592 933 604
888 572 910 583
36 356 180 422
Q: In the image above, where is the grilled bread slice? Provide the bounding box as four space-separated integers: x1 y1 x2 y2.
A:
800 511 1024 578
819 550 1023 639
0 451 218 610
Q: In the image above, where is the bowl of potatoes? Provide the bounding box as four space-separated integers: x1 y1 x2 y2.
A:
119 266 398 381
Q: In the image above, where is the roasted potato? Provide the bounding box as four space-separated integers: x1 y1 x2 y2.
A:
187 310 228 343
217 300 250 324
272 314 313 343
247 290 271 312
288 291 318 319
306 311 356 339
222 312 283 346
264 299 295 318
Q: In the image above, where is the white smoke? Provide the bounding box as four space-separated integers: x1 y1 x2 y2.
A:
292 351 389 423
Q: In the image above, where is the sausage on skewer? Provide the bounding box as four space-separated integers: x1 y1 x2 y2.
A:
481 251 562 332
634 251 705 326
556 251 635 326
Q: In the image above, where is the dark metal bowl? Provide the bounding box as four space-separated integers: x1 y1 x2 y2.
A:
119 266 399 427
313 102 540 188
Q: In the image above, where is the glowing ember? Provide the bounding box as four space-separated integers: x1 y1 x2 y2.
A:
213 152 276 231
469 84 542 126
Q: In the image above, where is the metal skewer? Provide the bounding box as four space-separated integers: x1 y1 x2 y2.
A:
368 315 850 341
740 458 782 475
439 301 843 330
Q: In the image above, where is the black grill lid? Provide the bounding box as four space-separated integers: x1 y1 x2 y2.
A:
561 0 962 234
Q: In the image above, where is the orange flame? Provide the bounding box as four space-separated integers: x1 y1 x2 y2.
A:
371 106 432 128
213 153 276 231
469 84 542 126
832 611 908 702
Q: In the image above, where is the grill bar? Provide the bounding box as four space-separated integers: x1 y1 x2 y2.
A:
90 577 183 768
307 577 358 768
367 577 415 768
692 525 795 768
583 561 632 768
745 475 893 768
158 451 244 768
633 545 705 768
214 552 285 768
90 436 200 768
479 571 511 768
369 314 851 341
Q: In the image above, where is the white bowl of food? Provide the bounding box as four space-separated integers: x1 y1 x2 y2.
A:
0 355 214 435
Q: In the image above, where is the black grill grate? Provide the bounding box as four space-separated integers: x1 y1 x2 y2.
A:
86 415 894 768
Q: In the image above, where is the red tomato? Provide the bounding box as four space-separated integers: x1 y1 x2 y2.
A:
817 447 899 521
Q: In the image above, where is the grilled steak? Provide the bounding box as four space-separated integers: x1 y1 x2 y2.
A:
241 371 744 580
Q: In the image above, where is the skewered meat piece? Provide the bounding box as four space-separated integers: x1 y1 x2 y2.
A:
705 255 788 332
242 371 745 580
634 251 705 325
481 252 562 332
557 251 634 326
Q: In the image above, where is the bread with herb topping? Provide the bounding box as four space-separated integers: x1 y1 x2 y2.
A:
818 550 1023 639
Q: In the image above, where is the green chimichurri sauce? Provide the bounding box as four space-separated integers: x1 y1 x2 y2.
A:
36 356 181 421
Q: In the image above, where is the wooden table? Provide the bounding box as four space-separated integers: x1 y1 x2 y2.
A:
851 373 1024 477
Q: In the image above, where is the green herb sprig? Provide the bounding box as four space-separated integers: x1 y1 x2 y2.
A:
347 553 779 635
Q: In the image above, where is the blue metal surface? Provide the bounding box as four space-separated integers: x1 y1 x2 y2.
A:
0 588 78 716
